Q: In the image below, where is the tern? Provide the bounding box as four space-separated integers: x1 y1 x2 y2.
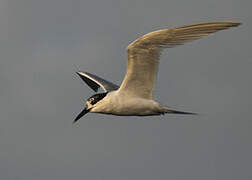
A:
73 21 240 123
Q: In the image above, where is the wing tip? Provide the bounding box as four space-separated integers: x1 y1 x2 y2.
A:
76 71 85 76
223 21 242 27
76 71 100 92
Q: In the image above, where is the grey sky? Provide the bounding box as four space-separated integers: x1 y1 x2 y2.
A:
0 0 251 179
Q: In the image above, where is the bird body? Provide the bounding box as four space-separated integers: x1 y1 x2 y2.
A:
90 91 166 116
73 21 241 123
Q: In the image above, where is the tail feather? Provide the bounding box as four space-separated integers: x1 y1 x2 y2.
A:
164 108 197 115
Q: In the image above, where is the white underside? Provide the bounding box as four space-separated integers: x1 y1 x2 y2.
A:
90 91 168 116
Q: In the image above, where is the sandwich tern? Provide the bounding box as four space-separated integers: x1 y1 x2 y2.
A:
73 21 240 123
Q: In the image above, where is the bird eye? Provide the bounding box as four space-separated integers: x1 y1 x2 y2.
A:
89 97 95 103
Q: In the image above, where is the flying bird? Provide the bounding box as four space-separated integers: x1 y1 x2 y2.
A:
73 21 240 123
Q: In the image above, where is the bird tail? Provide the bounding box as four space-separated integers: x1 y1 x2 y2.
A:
163 107 197 115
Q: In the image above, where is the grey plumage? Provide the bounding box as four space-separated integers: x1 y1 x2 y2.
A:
119 22 241 99
74 21 241 123
76 72 119 92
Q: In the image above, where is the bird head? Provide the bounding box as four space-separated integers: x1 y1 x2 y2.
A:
73 92 108 123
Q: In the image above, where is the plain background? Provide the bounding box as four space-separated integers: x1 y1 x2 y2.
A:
0 0 251 179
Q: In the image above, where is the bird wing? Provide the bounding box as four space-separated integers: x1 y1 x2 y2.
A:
76 72 119 92
118 21 240 99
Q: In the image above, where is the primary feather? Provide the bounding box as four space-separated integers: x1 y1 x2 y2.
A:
118 22 240 99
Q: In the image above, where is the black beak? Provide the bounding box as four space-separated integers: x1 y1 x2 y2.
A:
73 107 90 124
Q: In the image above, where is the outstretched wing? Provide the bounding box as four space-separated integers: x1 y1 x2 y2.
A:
118 21 240 99
76 72 119 92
